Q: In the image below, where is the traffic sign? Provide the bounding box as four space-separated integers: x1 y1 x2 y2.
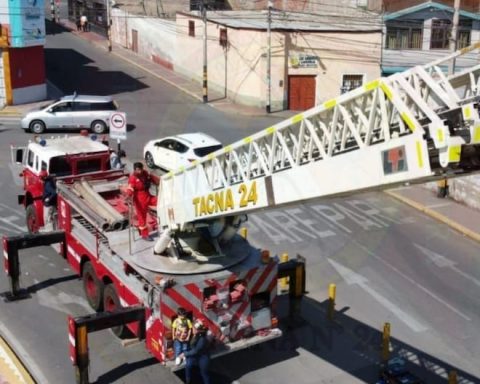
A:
109 112 127 140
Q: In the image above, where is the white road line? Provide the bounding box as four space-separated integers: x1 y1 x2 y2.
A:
328 259 428 332
0 204 23 216
0 216 26 232
356 242 471 321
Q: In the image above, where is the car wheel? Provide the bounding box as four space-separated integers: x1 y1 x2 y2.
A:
91 120 107 134
29 120 46 134
145 152 156 168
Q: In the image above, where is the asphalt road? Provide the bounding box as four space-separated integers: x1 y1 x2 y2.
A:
0 20 479 384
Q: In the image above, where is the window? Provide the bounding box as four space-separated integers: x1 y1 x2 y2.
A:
49 156 72 176
174 141 189 153
341 74 364 94
52 102 73 113
219 28 227 48
458 20 472 49
77 159 102 174
27 150 34 167
386 21 423 49
159 139 175 150
73 102 91 111
90 101 117 111
194 145 222 157
189 20 195 37
431 20 451 49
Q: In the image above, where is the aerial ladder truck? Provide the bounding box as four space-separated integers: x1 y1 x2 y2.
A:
3 43 480 383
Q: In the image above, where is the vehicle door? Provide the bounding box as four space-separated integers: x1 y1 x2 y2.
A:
71 101 92 129
154 139 176 170
171 140 189 169
47 102 74 128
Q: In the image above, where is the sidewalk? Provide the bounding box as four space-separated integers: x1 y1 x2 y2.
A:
386 185 480 243
0 337 35 384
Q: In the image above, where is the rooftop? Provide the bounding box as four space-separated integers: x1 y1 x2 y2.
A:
180 10 382 32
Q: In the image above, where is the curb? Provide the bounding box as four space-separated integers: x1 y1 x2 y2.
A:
385 190 480 243
0 337 35 384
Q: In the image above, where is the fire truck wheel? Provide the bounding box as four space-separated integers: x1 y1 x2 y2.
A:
91 120 107 134
29 120 46 134
83 262 104 311
26 204 39 233
103 284 131 338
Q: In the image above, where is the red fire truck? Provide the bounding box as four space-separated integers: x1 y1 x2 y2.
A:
4 45 480 383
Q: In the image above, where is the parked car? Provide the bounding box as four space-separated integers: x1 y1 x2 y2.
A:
21 94 119 134
143 133 222 171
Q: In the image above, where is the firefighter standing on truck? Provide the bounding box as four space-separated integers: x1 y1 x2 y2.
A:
127 162 158 241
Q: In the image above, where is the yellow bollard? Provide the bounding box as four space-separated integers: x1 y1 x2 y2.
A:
328 283 336 320
382 322 391 362
239 227 248 239
280 252 289 291
448 370 457 384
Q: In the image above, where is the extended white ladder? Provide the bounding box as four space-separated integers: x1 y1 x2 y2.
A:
158 43 480 231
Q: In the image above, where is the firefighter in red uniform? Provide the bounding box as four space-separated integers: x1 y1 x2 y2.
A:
127 162 159 241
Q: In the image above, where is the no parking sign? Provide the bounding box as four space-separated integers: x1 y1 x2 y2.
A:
109 112 127 140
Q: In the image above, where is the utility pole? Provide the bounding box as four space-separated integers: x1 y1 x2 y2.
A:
202 0 208 103
266 0 273 113
50 0 56 23
106 0 112 52
449 0 461 75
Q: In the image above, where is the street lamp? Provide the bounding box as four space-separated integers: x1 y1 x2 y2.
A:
266 0 273 113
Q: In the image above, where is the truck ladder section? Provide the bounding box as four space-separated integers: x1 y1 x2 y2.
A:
2 231 66 300
158 43 480 231
68 307 145 384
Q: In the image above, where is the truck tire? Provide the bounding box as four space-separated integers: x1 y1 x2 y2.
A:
26 204 39 233
103 284 131 338
83 262 104 311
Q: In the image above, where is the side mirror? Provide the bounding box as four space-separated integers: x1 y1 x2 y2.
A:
15 148 24 164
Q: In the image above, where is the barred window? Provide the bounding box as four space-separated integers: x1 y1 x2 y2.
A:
341 74 364 94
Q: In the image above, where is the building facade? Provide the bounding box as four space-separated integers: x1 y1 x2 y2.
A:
175 10 382 110
381 2 480 75
0 0 46 106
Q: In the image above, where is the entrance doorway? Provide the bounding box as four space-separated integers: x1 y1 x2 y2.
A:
288 75 316 111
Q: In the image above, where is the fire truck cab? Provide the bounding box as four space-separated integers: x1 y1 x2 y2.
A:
11 134 120 233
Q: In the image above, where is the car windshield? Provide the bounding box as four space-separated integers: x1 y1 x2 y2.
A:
194 145 222 157
41 99 60 110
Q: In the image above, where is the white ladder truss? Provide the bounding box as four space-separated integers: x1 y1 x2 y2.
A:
158 43 480 231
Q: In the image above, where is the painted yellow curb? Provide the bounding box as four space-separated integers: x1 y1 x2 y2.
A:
0 337 35 384
385 190 480 243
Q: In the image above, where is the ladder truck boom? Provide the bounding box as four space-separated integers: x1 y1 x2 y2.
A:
158 43 480 233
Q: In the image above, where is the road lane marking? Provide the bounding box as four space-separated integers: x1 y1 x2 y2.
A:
355 242 471 321
415 243 480 288
328 258 428 332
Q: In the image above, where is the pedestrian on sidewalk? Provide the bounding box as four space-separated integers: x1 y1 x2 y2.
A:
80 14 88 32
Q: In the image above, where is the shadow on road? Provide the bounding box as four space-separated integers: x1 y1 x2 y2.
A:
93 357 159 384
202 295 479 384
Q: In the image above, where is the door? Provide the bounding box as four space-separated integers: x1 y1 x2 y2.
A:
48 102 74 128
71 101 92 128
132 29 138 53
288 75 316 111
154 139 175 170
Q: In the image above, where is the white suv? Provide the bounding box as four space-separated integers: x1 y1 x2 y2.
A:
21 94 120 134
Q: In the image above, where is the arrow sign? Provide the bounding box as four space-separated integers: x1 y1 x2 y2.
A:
109 111 127 140
414 243 480 287
328 258 428 332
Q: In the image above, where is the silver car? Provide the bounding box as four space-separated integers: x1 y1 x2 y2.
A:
21 94 119 134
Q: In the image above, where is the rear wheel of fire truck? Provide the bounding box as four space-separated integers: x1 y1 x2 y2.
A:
26 204 39 233
29 120 45 134
144 152 155 168
91 120 107 134
83 262 104 311
103 284 131 338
